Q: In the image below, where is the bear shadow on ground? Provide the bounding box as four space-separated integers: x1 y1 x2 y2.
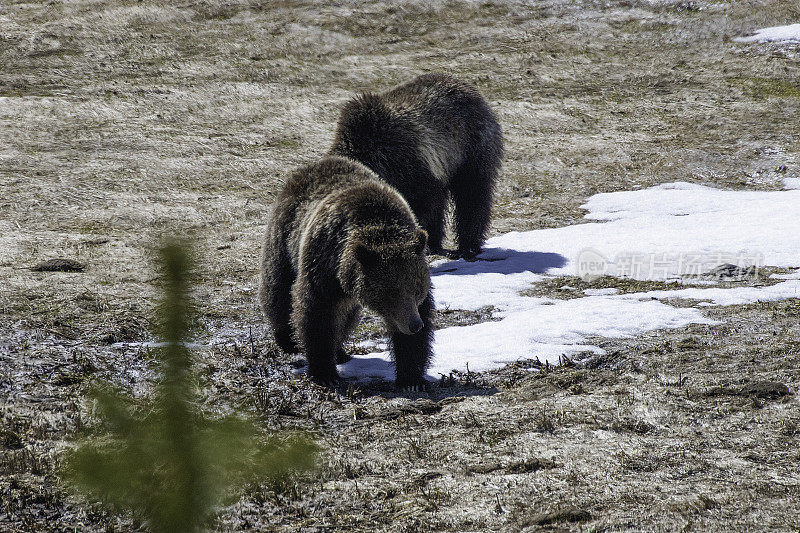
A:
431 248 568 276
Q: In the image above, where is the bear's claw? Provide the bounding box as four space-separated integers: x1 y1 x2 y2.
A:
311 374 344 390
275 333 300 354
448 248 481 261
398 381 430 393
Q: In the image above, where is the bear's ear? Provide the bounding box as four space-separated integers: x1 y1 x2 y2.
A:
413 229 428 255
354 242 380 268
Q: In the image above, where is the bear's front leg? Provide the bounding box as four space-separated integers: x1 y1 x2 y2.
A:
390 291 435 390
291 281 342 389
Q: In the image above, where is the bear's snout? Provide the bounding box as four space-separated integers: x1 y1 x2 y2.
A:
392 303 424 335
408 315 424 334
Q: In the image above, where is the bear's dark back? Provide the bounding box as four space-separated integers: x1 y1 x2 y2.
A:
276 156 416 239
329 94 425 186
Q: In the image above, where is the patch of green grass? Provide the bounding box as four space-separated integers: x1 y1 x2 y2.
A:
608 18 675 33
731 77 800 99
0 85 66 97
522 275 682 299
353 317 385 343
268 136 301 150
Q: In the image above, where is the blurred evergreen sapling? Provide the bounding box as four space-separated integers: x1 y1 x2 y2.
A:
64 242 316 533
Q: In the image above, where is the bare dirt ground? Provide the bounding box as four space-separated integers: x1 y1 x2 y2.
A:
1 0 800 531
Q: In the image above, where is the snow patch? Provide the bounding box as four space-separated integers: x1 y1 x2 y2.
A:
429 296 714 374
620 280 800 307
783 177 800 190
583 288 619 296
487 182 800 279
735 24 800 43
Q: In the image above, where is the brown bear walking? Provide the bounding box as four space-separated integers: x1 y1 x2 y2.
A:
330 73 503 259
259 156 434 389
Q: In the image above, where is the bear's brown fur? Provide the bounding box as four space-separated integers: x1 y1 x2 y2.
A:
330 73 503 258
259 156 434 388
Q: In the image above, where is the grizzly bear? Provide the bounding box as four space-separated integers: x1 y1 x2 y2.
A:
259 156 434 389
329 73 503 259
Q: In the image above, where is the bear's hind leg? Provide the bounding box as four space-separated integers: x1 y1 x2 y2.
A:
261 245 299 353
390 291 435 390
450 155 498 259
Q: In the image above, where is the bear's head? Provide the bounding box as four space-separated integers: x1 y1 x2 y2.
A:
346 227 430 335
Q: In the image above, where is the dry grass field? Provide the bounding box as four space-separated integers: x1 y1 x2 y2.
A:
1 0 800 531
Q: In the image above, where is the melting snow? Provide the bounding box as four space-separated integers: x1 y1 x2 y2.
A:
783 177 800 190
338 182 800 381
735 24 800 43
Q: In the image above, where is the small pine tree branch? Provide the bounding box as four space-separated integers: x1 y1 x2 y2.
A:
63 239 317 533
